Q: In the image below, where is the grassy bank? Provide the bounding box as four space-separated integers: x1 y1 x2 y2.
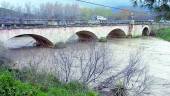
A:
0 69 98 96
156 28 170 41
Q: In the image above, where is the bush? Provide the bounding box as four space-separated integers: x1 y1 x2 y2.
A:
47 88 69 96
64 81 86 92
156 28 170 41
54 42 67 49
47 87 98 96
74 91 98 96
98 37 107 42
0 71 46 96
0 70 99 96
12 68 62 91
111 81 127 96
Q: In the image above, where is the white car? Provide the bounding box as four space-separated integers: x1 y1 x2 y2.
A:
96 16 107 21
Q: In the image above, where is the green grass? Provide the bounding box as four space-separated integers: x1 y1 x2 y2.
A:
0 70 98 96
156 28 170 41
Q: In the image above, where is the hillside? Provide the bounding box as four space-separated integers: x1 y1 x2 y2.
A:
0 8 35 19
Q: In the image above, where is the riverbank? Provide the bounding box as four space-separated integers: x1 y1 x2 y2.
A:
156 28 170 41
0 68 98 96
4 37 170 96
0 42 99 96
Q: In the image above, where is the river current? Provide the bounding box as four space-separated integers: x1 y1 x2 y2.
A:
5 37 170 96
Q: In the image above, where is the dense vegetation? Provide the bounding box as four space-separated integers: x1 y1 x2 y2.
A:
132 0 170 20
156 28 170 41
0 68 98 96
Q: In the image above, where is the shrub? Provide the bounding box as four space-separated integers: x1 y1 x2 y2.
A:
0 70 99 96
0 71 47 96
86 91 99 96
98 37 107 42
64 81 87 92
47 87 98 96
0 71 16 96
74 91 98 96
111 81 127 96
47 88 69 96
12 68 62 91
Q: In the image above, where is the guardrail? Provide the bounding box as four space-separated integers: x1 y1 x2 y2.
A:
0 19 154 29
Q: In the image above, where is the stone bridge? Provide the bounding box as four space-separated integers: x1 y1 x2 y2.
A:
0 25 150 47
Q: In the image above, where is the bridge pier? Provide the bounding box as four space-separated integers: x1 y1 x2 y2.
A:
127 20 135 38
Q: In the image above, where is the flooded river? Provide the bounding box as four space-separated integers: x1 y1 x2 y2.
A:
5 37 170 96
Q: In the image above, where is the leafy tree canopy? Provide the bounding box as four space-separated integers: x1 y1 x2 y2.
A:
132 0 170 20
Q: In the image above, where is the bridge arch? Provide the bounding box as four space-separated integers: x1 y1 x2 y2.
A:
76 31 98 41
142 27 150 36
9 34 54 47
107 28 126 39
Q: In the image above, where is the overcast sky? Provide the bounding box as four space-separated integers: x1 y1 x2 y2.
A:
0 0 131 7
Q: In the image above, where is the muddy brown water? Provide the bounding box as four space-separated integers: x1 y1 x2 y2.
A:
5 37 170 96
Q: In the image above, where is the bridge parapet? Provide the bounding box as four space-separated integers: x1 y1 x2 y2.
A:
0 19 153 29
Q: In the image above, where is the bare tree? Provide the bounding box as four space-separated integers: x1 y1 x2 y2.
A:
54 44 113 84
0 41 11 69
13 49 56 83
77 45 112 84
24 2 32 14
54 49 75 83
97 51 151 96
53 2 64 19
0 1 11 9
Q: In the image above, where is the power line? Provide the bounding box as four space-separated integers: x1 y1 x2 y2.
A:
76 0 127 11
76 0 149 14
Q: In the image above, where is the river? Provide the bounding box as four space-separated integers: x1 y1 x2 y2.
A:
5 37 170 96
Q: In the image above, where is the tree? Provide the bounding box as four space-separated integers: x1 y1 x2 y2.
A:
96 51 151 96
0 1 12 9
24 2 32 14
80 7 113 20
0 41 11 69
132 0 170 20
112 10 130 20
54 44 113 84
80 8 93 20
93 7 113 17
